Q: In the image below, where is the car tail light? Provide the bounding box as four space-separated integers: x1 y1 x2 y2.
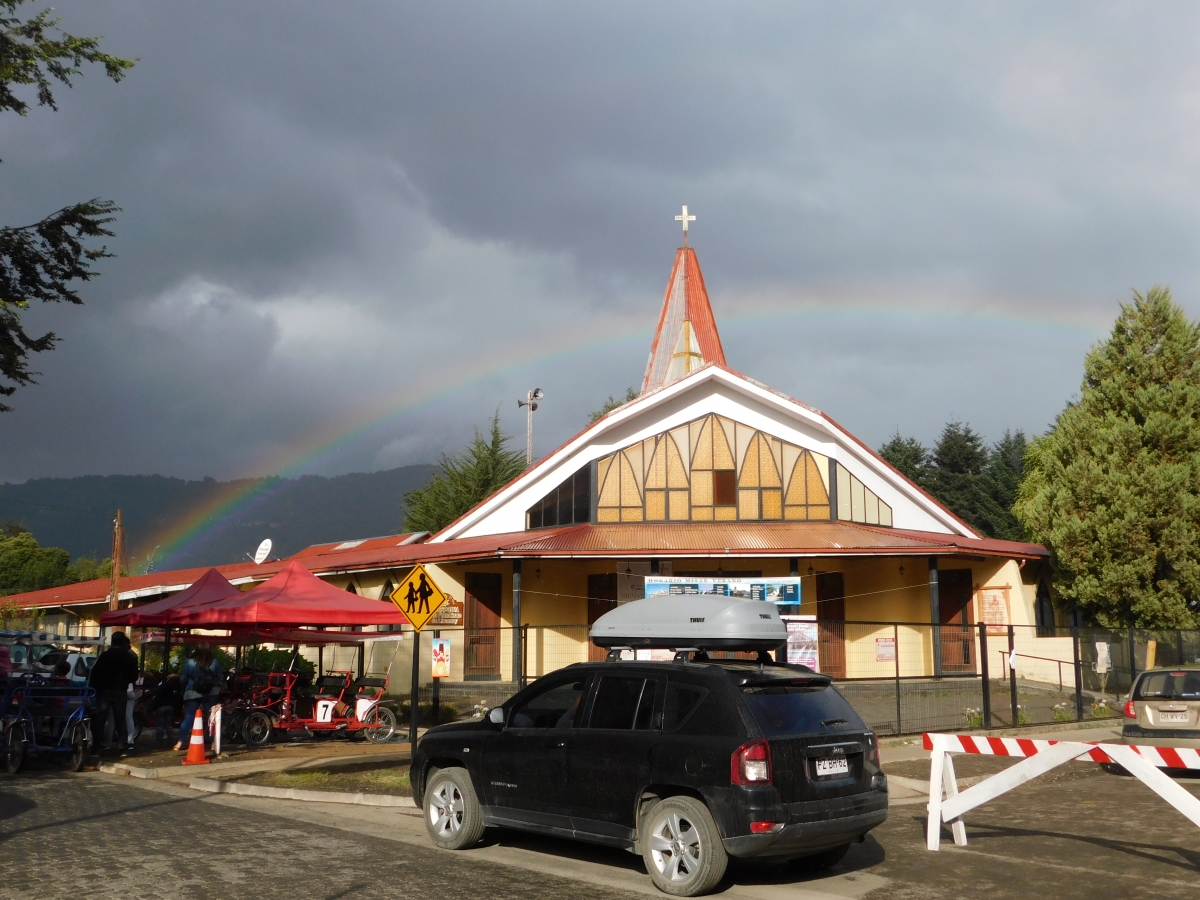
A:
731 739 772 785
750 821 783 834
1124 700 1136 719
866 731 880 765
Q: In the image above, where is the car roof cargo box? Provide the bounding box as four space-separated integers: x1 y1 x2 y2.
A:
589 596 788 651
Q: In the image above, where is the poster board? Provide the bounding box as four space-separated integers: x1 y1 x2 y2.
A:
977 585 1011 636
431 638 451 678
643 575 801 605
875 636 897 662
782 615 819 670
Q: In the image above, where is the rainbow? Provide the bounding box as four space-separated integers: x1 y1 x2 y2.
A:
147 305 1103 569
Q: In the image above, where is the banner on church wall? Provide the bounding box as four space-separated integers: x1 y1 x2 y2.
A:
977 585 1011 636
643 575 801 605
782 616 819 670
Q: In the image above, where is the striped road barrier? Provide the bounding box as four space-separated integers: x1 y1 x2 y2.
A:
922 732 1200 851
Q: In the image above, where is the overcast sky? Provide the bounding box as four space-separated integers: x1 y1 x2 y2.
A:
2 1 1198 483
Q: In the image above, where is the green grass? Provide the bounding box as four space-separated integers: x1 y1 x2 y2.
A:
236 762 411 795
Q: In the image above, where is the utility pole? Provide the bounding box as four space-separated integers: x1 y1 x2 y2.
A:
108 510 124 612
517 388 544 467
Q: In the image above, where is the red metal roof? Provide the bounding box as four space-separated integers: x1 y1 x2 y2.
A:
288 533 425 558
641 247 726 394
8 521 1044 610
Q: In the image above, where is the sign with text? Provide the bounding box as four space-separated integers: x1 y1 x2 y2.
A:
429 596 464 627
782 616 819 670
875 636 897 662
389 565 449 632
977 586 1011 636
644 575 801 605
431 637 451 679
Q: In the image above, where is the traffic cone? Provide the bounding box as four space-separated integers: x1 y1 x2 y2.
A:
181 710 210 766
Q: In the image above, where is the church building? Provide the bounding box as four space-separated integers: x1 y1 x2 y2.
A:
10 214 1052 692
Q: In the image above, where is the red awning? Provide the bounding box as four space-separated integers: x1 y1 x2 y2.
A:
99 568 243 627
227 626 406 646
167 560 410 628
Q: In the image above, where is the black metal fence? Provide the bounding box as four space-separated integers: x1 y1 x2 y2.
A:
370 621 1200 736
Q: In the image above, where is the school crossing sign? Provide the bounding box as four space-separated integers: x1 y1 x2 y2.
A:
389 564 449 632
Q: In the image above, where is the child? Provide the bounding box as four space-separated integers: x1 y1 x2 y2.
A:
151 674 181 748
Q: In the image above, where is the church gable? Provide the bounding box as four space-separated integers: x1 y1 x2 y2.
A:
438 364 964 540
586 413 892 526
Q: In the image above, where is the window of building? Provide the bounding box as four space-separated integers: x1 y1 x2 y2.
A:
526 466 592 529
592 413 892 526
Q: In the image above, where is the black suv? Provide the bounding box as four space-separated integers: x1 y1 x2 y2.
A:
411 657 887 896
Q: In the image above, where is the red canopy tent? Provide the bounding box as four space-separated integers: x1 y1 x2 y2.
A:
166 560 409 628
99 567 243 627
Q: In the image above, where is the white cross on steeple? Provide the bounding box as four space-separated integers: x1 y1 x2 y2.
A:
675 205 695 245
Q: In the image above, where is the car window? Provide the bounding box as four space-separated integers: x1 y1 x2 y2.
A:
587 676 658 730
7 645 27 664
509 677 589 729
1135 671 1200 701
38 650 66 667
74 657 91 678
740 683 865 736
662 683 708 732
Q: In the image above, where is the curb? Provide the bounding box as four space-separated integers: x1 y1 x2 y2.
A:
97 746 411 781
189 776 416 808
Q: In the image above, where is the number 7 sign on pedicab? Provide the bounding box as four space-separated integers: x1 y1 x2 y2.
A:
389 564 449 632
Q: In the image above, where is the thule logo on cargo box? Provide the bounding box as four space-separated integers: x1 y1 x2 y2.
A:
690 617 705 623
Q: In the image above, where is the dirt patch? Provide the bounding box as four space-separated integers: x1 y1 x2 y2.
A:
230 761 411 796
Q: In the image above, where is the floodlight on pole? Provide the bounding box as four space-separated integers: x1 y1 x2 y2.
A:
517 388 544 467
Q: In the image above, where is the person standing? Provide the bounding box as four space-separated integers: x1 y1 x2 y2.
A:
151 674 181 747
175 644 222 751
88 632 138 755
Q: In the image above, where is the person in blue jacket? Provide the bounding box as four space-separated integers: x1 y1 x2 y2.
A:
174 643 222 751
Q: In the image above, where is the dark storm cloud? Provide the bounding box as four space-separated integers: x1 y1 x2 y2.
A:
1 1 1197 482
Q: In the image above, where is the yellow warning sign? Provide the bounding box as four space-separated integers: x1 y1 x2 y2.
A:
389 564 449 632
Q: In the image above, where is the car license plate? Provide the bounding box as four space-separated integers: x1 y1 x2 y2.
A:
815 757 849 778
1159 711 1190 724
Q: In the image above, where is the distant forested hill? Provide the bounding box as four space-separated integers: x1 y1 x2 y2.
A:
0 466 436 571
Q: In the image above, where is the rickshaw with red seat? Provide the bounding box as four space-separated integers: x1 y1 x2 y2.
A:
241 670 396 747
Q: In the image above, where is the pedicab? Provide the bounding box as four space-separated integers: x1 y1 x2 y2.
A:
241 669 396 748
1 675 93 773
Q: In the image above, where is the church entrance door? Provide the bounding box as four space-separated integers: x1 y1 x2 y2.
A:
938 569 975 674
465 572 502 680
587 574 618 661
816 572 846 678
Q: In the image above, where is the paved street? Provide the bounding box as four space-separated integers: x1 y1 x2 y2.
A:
2 758 1199 899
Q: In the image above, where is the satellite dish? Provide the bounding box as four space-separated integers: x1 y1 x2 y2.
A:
253 539 272 565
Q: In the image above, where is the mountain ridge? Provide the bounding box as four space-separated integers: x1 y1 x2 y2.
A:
0 466 436 571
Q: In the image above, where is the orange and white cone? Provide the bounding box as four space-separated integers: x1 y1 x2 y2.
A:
181 710 210 766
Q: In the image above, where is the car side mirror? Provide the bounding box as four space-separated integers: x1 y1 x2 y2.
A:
488 707 506 725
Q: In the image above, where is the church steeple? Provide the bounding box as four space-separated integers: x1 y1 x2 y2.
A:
641 210 726 395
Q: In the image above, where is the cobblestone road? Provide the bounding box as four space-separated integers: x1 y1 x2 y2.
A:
0 772 638 900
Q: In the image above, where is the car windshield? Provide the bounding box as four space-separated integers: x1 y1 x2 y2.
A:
1135 671 1200 701
740 683 865 737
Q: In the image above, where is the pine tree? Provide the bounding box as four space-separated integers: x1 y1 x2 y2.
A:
1015 287 1200 628
975 430 1029 542
925 421 988 529
402 412 526 534
878 432 930 486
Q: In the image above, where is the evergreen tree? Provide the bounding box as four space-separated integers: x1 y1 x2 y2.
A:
402 412 526 534
878 432 930 486
588 386 638 424
1015 287 1200 628
975 430 1029 542
925 421 988 529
